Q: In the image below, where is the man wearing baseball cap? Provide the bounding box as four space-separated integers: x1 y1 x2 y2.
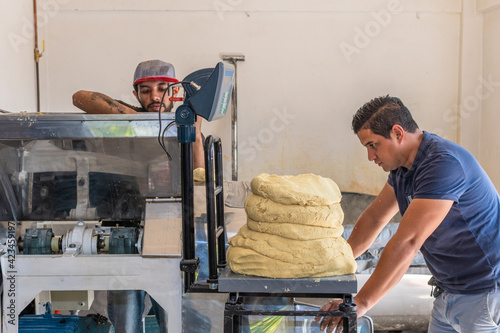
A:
73 60 203 332
73 59 204 168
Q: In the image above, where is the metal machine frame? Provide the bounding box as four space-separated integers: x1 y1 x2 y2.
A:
1 254 182 332
0 112 184 332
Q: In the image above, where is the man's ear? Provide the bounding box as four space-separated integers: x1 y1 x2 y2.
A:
392 125 404 142
172 86 180 97
133 89 146 109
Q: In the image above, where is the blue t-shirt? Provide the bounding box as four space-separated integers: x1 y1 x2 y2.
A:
388 132 500 294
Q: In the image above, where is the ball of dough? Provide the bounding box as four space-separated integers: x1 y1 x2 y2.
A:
250 173 342 206
193 168 205 182
228 225 354 266
246 218 343 240
245 193 344 228
227 247 356 278
227 173 355 279
227 226 356 279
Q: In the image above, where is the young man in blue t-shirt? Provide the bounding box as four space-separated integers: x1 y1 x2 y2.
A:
317 95 500 332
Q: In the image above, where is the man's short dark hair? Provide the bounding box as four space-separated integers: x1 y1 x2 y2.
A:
351 95 419 139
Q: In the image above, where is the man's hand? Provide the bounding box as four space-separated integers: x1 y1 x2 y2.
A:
315 299 343 332
315 296 367 333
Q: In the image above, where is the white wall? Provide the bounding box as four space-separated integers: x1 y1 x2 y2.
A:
480 1 500 187
0 1 38 112
1 0 495 195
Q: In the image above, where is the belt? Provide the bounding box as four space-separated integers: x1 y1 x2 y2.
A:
428 276 444 298
431 285 444 298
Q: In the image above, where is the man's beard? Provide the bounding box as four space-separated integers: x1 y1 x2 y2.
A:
145 102 173 113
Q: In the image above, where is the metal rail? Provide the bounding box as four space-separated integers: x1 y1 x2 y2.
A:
204 135 227 285
180 135 227 292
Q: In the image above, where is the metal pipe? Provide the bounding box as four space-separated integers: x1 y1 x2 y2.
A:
33 0 42 113
180 141 195 291
222 54 245 181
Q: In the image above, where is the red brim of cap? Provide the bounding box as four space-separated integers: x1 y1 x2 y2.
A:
134 76 179 85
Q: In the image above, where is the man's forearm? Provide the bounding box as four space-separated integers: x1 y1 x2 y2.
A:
348 207 394 259
348 182 399 258
354 235 418 316
348 212 386 259
316 236 417 331
73 90 136 114
356 198 453 314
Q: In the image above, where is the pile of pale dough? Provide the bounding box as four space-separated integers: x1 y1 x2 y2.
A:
227 173 357 279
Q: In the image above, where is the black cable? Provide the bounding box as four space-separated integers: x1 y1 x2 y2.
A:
160 120 177 158
157 81 199 159
157 85 172 160
157 81 181 160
